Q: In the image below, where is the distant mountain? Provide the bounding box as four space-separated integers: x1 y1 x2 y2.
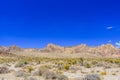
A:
0 44 120 58
42 44 120 58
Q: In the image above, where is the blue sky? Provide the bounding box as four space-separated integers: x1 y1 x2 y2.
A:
0 0 120 48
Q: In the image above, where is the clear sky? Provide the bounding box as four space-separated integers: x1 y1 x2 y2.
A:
0 0 120 48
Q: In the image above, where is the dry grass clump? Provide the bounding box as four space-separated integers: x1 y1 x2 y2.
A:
14 70 25 77
42 71 58 80
63 64 70 70
70 66 78 73
31 67 48 76
55 69 63 75
91 60 98 65
112 73 116 75
15 60 28 68
57 75 68 80
101 71 107 76
85 74 101 80
26 66 34 73
25 76 38 80
0 66 9 74
0 57 16 63
83 62 92 68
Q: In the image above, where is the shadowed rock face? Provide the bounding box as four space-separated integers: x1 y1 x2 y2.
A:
0 44 120 58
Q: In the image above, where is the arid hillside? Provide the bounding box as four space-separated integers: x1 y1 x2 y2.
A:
0 44 120 58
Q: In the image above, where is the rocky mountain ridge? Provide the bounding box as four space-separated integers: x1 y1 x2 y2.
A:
0 44 120 58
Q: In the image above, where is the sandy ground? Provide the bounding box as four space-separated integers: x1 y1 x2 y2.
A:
0 67 119 80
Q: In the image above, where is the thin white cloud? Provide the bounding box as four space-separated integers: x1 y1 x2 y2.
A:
106 26 113 30
115 41 120 48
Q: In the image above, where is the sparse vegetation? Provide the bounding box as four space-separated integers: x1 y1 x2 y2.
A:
27 66 34 72
15 60 28 68
0 66 9 74
58 75 68 80
0 56 119 80
64 64 70 70
42 71 58 80
15 70 25 77
84 62 92 68
101 71 107 76
25 76 38 80
31 66 49 76
85 74 101 80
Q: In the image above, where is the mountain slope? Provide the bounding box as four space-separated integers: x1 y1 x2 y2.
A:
0 44 120 58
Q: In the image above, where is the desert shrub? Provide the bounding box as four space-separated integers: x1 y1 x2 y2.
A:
64 64 70 70
70 66 77 73
71 59 77 65
56 70 63 75
56 61 64 65
58 75 68 80
0 66 9 74
15 61 28 67
79 58 84 66
42 71 58 80
108 59 114 63
57 65 63 70
84 62 91 68
25 76 38 80
31 70 39 76
15 70 25 77
39 67 49 76
27 66 34 72
104 64 111 69
31 67 48 76
0 78 5 80
85 74 101 80
112 73 116 75
37 61 41 64
101 71 107 75
43 65 52 69
114 59 120 64
91 60 98 65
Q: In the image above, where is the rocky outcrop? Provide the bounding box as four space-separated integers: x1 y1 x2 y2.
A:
0 46 17 57
86 44 120 57
42 44 120 57
43 44 65 53
0 44 120 58
0 46 8 52
8 45 24 52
